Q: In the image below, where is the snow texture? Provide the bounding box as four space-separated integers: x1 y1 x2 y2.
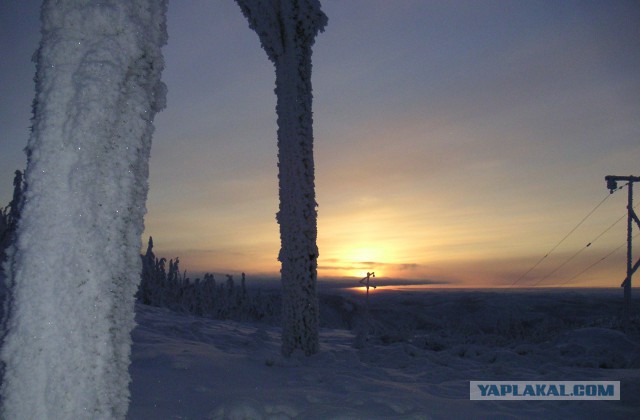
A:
236 0 327 357
1 1 167 418
127 289 640 419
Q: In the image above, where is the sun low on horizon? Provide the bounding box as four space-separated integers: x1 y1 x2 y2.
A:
319 245 389 279
142 168 639 289
2 1 639 290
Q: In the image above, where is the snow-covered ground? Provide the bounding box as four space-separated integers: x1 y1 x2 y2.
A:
128 288 640 419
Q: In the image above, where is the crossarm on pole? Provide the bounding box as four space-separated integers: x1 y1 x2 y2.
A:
631 209 640 230
621 258 640 287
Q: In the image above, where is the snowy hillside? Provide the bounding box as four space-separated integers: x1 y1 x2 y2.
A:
128 288 640 419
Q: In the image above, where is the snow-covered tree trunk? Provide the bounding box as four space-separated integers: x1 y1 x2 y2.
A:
236 0 327 356
1 1 167 418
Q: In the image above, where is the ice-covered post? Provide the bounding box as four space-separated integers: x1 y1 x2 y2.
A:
1 1 167 418
236 0 327 356
354 271 376 348
359 271 377 309
605 175 640 331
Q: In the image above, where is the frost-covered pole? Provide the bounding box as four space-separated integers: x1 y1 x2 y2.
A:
606 175 640 331
1 1 167 418
355 272 376 348
359 271 376 310
236 0 327 356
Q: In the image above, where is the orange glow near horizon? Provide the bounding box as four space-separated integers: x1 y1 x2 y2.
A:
146 191 633 289
344 247 384 278
349 284 379 294
2 1 639 292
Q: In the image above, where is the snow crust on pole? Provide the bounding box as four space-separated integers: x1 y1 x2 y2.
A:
0 0 167 418
236 0 327 356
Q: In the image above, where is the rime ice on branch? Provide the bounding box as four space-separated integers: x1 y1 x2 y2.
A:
236 0 327 356
1 1 167 418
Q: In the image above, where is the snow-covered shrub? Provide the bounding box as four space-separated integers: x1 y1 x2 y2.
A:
553 327 640 369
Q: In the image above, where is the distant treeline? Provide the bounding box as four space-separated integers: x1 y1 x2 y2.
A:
137 237 281 323
136 237 362 330
0 173 357 329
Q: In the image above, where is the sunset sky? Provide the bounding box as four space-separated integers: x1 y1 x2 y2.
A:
1 1 639 287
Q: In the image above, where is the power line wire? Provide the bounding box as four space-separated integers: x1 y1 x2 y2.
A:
531 211 627 287
560 232 640 286
511 184 626 286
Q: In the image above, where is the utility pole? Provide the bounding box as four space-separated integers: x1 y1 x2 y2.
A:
355 272 376 348
359 271 377 309
605 175 640 330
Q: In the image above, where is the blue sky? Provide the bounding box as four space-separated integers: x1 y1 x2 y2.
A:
1 1 639 287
